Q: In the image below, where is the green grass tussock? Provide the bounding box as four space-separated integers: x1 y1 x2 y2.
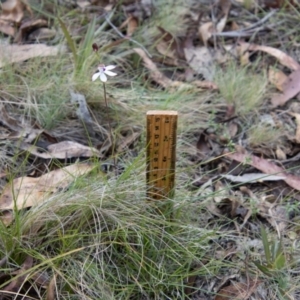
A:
214 62 267 116
0 167 215 299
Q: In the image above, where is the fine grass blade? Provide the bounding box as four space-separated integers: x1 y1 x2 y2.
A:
76 18 96 74
260 226 271 265
57 17 78 67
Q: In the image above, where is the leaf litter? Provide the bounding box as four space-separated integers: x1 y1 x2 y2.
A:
1 0 300 299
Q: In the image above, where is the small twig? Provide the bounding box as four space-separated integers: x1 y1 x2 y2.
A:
212 21 283 38
212 10 277 37
241 9 277 32
104 14 152 58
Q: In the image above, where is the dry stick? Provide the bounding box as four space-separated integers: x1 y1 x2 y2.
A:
103 82 117 175
104 14 152 58
212 10 277 37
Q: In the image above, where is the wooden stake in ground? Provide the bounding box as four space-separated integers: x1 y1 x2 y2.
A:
146 111 178 200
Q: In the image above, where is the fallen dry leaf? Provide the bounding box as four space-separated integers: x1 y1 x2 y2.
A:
46 274 57 300
14 18 48 43
117 131 141 152
215 14 228 34
2 256 33 295
206 197 223 217
215 279 260 300
192 80 218 90
268 205 288 235
0 164 94 210
0 104 43 142
28 27 56 42
199 0 231 46
240 42 300 71
31 270 50 288
268 68 288 92
289 112 300 143
221 173 286 183
134 47 173 88
196 131 212 155
276 147 287 160
0 19 15 36
225 150 300 191
155 26 183 66
199 22 214 46
134 47 216 90
77 0 91 9
0 210 14 226
0 254 8 268
230 21 240 31
234 0 256 7
0 103 23 131
122 0 152 20
271 69 300 107
184 46 215 80
185 45 233 80
213 180 228 204
0 0 31 23
255 195 289 235
20 140 102 159
227 122 238 138
97 38 127 53
219 0 232 16
232 42 251 66
119 13 138 37
0 44 67 68
127 15 138 37
0 172 7 179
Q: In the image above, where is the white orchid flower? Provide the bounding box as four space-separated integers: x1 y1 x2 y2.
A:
92 64 117 82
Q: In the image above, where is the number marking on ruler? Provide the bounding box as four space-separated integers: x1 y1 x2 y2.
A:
146 110 178 200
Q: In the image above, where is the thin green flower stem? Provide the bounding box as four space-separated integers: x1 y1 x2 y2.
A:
103 82 117 175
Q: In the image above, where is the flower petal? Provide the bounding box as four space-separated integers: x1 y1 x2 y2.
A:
105 65 116 71
92 72 100 81
104 70 117 77
100 72 107 82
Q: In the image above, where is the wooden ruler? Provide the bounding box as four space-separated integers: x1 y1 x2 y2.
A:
146 111 178 200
